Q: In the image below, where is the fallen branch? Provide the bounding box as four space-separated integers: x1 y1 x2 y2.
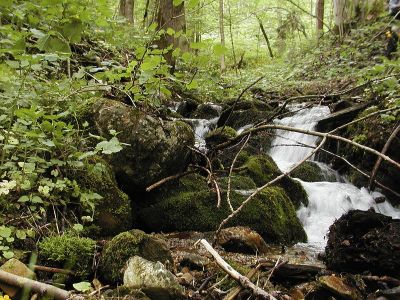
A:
198 239 278 300
33 265 75 276
217 124 400 170
361 275 400 286
0 270 71 300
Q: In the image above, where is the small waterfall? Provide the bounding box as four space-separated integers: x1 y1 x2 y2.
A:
269 105 400 249
183 117 219 150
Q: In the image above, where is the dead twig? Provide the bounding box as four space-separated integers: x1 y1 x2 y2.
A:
146 170 196 192
368 123 400 190
227 134 251 212
199 239 278 300
33 265 75 276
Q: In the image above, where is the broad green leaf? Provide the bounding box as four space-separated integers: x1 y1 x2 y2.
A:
95 137 123 155
73 281 91 293
188 0 200 9
61 19 83 43
0 226 12 238
16 230 26 240
3 251 14 259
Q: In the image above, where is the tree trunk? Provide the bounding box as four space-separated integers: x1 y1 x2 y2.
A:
219 0 226 72
333 0 346 38
257 17 274 59
315 0 325 43
143 0 150 28
157 0 187 71
119 0 134 24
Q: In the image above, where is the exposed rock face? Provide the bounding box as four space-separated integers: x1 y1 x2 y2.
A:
215 226 270 254
91 100 195 190
138 174 307 245
324 209 400 277
100 229 173 284
123 256 184 300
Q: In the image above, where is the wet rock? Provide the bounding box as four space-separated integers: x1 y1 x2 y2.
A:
205 126 237 148
291 161 325 182
91 99 194 190
316 102 370 132
217 100 274 130
215 226 270 254
139 174 307 245
192 103 222 119
319 275 363 300
0 259 35 297
177 98 200 117
179 253 210 270
123 256 184 300
324 210 400 277
329 100 352 113
100 229 173 283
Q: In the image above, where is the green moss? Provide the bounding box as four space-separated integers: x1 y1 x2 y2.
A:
139 180 306 244
72 156 132 237
100 229 172 284
291 161 324 182
217 175 257 190
38 235 96 279
240 154 308 208
205 126 237 148
242 154 280 185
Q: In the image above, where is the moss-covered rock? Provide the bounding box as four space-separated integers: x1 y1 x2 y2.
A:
205 126 237 148
138 175 306 244
100 229 172 284
217 175 257 191
240 154 308 208
291 161 325 182
38 235 96 279
71 157 132 237
91 99 195 190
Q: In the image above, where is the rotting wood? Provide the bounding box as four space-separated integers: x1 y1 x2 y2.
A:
33 265 75 276
198 239 278 300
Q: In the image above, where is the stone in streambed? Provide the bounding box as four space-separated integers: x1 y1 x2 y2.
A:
123 256 184 300
100 229 172 284
0 259 35 297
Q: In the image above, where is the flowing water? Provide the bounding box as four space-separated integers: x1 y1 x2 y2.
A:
268 105 400 250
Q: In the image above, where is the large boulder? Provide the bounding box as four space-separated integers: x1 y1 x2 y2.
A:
123 256 184 300
139 174 307 245
324 209 400 277
91 100 194 190
100 229 173 283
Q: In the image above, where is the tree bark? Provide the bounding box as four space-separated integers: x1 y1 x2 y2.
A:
315 0 324 42
143 0 151 27
157 0 187 70
257 17 274 59
219 0 226 72
119 0 134 24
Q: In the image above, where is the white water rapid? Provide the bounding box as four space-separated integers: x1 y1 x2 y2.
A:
269 105 400 249
184 117 219 150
